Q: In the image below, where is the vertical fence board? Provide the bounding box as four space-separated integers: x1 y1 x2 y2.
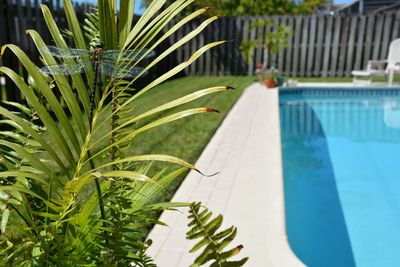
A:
292 16 302 76
0 1 7 46
219 17 227 75
338 15 350 76
233 17 242 75
314 16 325 76
48 0 54 10
247 17 257 75
197 20 205 76
218 18 227 76
6 0 18 43
211 21 219 75
372 15 384 60
209 20 215 75
204 23 213 76
225 17 233 75
329 16 341 76
322 16 333 77
363 15 375 67
284 16 294 76
306 15 317 76
272 16 279 67
345 16 358 75
278 16 287 72
26 0 33 30
253 17 263 67
354 15 366 70
4 0 20 102
56 0 61 18
262 15 270 67
240 17 249 75
392 12 400 40
34 0 41 33
380 14 393 59
299 15 309 76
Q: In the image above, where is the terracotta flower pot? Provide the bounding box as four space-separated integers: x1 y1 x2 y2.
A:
264 78 277 88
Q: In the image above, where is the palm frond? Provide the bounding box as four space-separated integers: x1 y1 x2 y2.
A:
0 0 247 265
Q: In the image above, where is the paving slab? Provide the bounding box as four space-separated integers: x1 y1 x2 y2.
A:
147 83 305 267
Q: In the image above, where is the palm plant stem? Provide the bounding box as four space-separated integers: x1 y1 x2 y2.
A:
111 84 118 167
87 61 107 237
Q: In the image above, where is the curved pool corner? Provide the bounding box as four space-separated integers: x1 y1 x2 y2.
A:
147 83 307 266
278 85 400 267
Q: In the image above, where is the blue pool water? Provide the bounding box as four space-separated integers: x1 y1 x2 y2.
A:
279 88 400 267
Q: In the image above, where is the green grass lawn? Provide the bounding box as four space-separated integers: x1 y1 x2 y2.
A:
126 76 255 201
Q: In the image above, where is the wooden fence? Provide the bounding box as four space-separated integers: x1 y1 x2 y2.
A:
1 2 400 103
167 12 400 77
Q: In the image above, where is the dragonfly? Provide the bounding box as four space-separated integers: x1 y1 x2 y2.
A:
39 45 155 130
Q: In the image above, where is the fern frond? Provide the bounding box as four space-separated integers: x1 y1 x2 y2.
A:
84 9 101 49
131 240 157 267
187 202 249 267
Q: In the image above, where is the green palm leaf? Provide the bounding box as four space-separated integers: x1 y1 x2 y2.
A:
0 0 248 265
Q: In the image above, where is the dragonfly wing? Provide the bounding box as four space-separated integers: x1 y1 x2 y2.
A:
101 60 146 79
40 62 88 76
102 48 156 62
40 45 91 59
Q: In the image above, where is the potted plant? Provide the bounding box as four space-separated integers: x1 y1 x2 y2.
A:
241 20 292 88
255 64 279 88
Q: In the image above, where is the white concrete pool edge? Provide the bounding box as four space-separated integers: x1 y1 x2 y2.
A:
291 82 398 87
147 83 304 266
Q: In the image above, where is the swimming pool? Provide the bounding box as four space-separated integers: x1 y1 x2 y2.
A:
279 87 400 267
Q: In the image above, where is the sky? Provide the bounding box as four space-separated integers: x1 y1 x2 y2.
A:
76 0 353 15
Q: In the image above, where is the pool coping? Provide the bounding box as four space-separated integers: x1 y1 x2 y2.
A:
289 82 398 88
147 83 305 266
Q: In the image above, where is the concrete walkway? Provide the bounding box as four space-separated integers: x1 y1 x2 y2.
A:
147 83 305 266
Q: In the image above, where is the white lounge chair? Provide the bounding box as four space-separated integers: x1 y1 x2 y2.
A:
352 38 400 85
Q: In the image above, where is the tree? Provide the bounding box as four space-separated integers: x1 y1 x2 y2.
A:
144 0 324 16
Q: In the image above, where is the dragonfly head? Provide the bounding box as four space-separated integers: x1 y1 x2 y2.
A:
92 43 104 61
